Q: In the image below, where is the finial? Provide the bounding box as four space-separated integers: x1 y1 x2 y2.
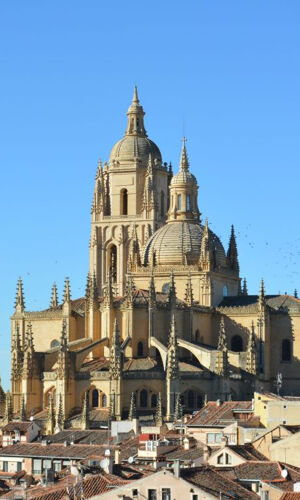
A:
50 282 58 308
227 225 239 274
294 289 298 299
260 278 265 298
132 85 139 104
15 277 25 312
63 277 71 303
60 319 68 350
242 278 248 296
179 137 189 171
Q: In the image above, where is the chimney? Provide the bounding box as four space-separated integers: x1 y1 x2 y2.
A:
183 437 190 450
114 448 121 465
203 445 210 463
173 459 180 478
216 399 222 407
221 435 228 448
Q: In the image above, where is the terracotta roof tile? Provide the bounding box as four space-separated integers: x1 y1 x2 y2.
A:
187 401 253 426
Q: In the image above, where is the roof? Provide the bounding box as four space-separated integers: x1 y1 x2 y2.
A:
220 461 300 483
187 401 253 426
2 421 35 432
257 392 300 402
0 443 111 460
1 472 128 500
45 430 112 446
280 494 300 500
218 294 300 313
181 466 259 499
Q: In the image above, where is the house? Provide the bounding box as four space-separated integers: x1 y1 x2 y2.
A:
90 466 259 500
254 392 300 427
2 421 40 447
184 400 263 446
208 443 267 467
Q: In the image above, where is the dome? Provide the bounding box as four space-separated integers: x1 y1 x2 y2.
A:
143 221 227 267
170 169 197 186
109 135 162 165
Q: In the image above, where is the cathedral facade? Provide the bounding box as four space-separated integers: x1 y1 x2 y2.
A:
9 88 300 427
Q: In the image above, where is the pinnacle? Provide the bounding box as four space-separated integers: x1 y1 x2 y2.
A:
63 277 71 303
132 85 139 104
179 137 189 171
50 282 58 308
15 277 25 311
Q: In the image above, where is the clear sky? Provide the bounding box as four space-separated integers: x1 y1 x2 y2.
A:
0 1 300 389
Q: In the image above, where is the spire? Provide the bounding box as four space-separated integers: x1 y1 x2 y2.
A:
125 86 146 137
199 219 214 271
294 289 298 299
259 278 265 309
148 269 156 308
57 320 69 379
80 391 90 430
128 392 137 420
185 271 194 306
242 278 248 296
23 323 34 378
180 137 189 171
167 315 179 379
215 316 228 377
50 282 58 308
4 392 12 424
85 272 91 300
125 272 136 307
24 322 34 352
20 395 26 421
246 321 257 375
154 392 163 426
109 319 122 380
46 394 55 435
168 271 177 310
227 225 239 274
55 393 64 432
15 277 25 313
174 393 183 421
11 322 22 381
63 277 71 303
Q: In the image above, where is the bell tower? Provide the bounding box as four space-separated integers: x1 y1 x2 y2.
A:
90 88 170 296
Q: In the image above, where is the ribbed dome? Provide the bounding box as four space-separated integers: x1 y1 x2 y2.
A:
171 169 197 186
143 221 227 267
109 135 162 165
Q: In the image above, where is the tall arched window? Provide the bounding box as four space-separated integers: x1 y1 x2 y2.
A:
151 394 157 408
92 389 99 407
187 390 195 408
120 189 128 215
223 285 228 297
282 339 291 362
186 194 191 211
195 330 200 343
102 394 107 407
140 389 148 408
160 191 165 217
196 394 203 408
137 341 144 357
177 194 182 210
109 245 117 283
231 335 243 352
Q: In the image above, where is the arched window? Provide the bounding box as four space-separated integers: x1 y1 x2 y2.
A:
160 191 165 218
223 285 228 297
140 389 148 408
187 390 195 408
151 394 157 408
231 335 243 352
51 339 59 348
92 389 99 408
137 341 144 357
282 339 291 362
196 394 203 408
109 245 117 283
120 189 128 215
177 194 182 210
186 194 191 211
102 394 107 407
195 330 200 343
162 283 170 294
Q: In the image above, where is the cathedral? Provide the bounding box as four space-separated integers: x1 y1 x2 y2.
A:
9 88 300 428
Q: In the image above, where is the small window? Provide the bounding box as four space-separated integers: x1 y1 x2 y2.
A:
148 490 157 500
137 341 144 357
140 389 148 408
92 389 99 408
177 194 181 210
162 488 171 500
215 433 223 444
192 496 198 500
53 460 61 472
284 405 286 409
186 194 191 211
225 453 232 465
283 420 287 424
282 339 291 362
17 462 22 472
43 459 51 471
121 188 128 215
132 489 138 497
207 433 214 444
223 285 228 297
217 454 224 464
33 459 42 474
2 461 8 472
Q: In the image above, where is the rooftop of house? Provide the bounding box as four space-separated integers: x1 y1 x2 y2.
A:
2 421 36 433
219 461 300 485
218 294 300 313
257 392 300 402
186 400 253 426
180 465 259 499
220 444 268 462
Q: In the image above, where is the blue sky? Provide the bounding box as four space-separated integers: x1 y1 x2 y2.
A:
0 1 300 389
